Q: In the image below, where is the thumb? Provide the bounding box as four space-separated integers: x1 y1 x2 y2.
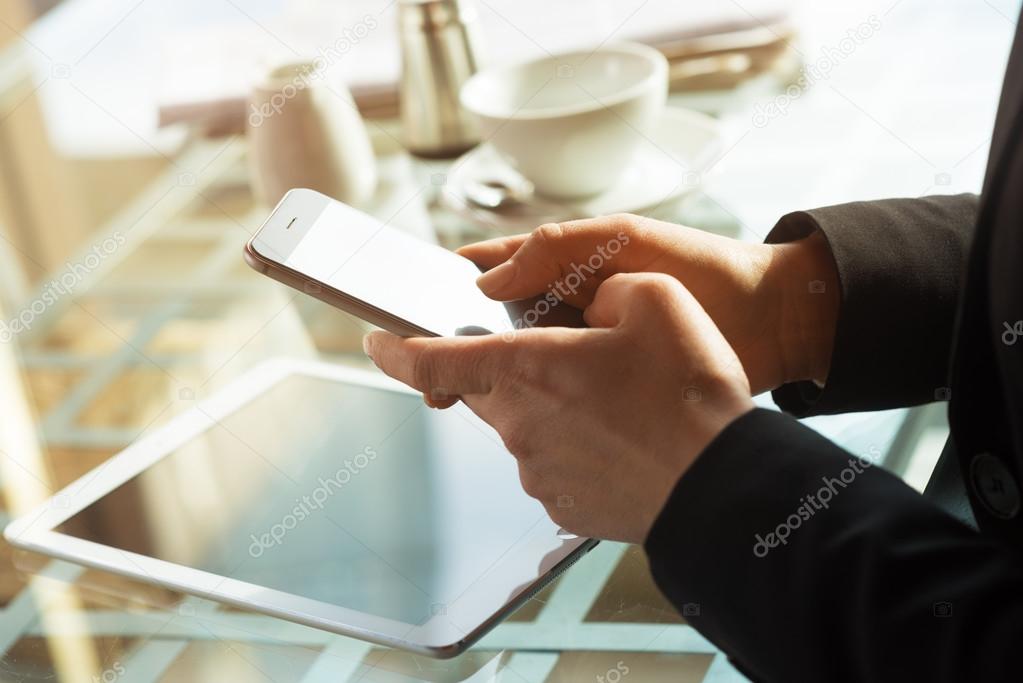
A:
362 331 500 399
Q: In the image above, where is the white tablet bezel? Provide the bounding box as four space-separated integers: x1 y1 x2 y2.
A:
4 358 596 658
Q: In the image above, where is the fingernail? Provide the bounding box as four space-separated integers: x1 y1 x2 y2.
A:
477 262 517 296
362 334 375 359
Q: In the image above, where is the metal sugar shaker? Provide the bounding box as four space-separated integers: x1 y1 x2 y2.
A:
398 0 483 158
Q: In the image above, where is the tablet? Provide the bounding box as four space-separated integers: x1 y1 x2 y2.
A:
4 359 597 658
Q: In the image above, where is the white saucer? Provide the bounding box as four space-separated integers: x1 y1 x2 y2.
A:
443 106 723 231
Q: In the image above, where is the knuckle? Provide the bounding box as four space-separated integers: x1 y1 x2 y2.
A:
501 427 532 460
469 337 503 378
603 271 677 304
599 272 635 295
607 213 647 241
605 210 638 223
524 223 570 280
632 273 681 303
607 212 640 230
411 342 437 393
517 463 544 499
531 222 565 250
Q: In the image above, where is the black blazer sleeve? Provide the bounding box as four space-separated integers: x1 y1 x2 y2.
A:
644 408 1023 683
766 194 978 416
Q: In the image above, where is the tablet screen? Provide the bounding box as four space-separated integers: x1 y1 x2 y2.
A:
55 375 548 625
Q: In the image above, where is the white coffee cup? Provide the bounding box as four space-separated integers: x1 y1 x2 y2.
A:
248 62 377 207
459 42 668 199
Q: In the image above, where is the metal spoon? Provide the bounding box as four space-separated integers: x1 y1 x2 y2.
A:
464 178 535 211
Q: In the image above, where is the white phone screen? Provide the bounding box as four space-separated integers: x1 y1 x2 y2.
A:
254 196 518 336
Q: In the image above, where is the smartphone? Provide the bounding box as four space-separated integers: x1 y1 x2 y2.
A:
244 188 583 336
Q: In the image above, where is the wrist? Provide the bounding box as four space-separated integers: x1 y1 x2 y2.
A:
765 231 839 387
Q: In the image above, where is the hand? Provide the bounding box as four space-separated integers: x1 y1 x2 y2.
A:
458 214 839 393
363 273 755 544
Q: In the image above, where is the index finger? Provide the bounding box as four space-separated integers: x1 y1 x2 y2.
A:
456 234 529 269
471 220 634 305
363 331 502 401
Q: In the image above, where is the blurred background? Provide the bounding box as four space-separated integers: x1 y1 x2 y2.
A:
0 0 1019 681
